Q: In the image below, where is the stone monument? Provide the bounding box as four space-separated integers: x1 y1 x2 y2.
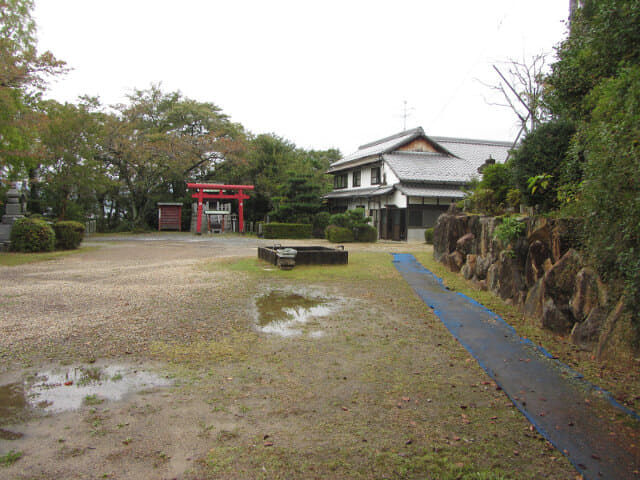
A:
0 182 26 248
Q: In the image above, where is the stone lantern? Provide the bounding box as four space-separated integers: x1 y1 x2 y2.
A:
0 182 26 246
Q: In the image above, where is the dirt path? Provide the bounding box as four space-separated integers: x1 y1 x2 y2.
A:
0 236 579 479
394 253 640 480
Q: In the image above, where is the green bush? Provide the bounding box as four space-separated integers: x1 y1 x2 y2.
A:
505 189 522 210
328 212 350 228
53 221 85 250
312 211 331 238
424 228 434 244
481 163 512 206
354 224 377 242
325 225 354 243
510 119 576 211
263 222 312 239
10 218 55 253
493 216 525 247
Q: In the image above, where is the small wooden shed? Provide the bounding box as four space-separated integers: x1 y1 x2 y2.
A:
157 202 183 231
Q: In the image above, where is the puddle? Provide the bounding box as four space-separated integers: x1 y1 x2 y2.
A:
0 364 171 425
255 290 336 337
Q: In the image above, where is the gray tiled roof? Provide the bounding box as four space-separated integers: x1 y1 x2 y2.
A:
430 136 512 171
323 185 394 199
329 127 435 170
396 183 466 199
384 152 474 184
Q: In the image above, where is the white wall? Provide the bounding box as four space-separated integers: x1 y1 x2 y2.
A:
407 227 427 242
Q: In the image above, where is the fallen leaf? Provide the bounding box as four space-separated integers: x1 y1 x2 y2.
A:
264 442 274 447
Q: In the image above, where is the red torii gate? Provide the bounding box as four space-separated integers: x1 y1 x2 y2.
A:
187 183 254 234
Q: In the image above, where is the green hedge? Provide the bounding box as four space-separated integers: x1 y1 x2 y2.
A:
263 223 312 239
325 225 354 243
354 224 377 242
424 228 434 244
53 221 85 250
10 218 55 253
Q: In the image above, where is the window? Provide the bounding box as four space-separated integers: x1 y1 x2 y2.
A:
352 170 361 187
371 167 381 185
334 174 348 189
408 208 423 227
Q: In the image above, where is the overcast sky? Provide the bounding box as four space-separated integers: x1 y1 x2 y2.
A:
33 0 570 155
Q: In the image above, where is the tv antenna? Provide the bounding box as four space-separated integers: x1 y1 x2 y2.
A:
401 100 415 131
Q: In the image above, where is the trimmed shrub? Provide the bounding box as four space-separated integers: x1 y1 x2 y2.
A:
10 217 55 253
263 222 312 239
53 221 85 250
312 211 331 238
354 224 377 242
424 228 434 244
328 212 350 228
325 225 354 243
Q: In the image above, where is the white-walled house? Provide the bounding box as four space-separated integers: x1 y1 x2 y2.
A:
324 127 511 241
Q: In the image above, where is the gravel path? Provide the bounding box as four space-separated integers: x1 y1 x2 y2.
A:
0 234 420 366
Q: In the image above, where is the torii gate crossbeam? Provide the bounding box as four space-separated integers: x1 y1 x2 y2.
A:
187 183 254 234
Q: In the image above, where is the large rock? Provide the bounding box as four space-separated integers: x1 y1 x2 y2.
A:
456 233 475 257
442 250 464 273
570 307 608 345
487 251 527 304
433 213 469 261
477 216 501 258
541 297 574 332
474 255 493 280
527 217 552 245
524 277 545 320
525 240 552 288
461 254 477 280
570 267 606 322
542 249 583 308
550 218 581 263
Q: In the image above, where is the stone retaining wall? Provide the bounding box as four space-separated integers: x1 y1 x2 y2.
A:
433 208 618 351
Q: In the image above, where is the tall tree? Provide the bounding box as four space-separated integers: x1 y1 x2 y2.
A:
543 0 640 335
100 85 246 226
0 0 66 177
546 0 640 120
38 98 112 220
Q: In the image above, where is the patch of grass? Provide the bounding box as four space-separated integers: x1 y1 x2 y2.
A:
83 394 104 406
0 246 99 266
150 331 257 368
77 366 103 386
206 252 401 284
0 450 22 467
